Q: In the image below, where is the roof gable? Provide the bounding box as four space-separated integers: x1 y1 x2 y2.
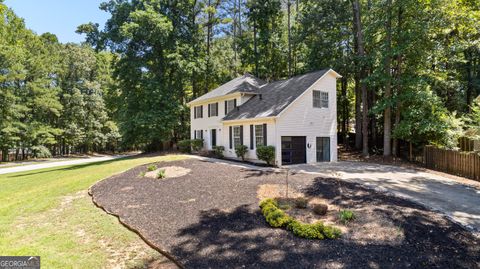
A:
223 69 334 121
189 74 266 104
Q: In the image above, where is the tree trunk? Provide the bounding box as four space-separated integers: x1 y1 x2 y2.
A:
253 19 259 77
287 0 292 77
341 76 349 147
354 76 362 149
383 0 392 157
392 4 404 157
352 0 369 157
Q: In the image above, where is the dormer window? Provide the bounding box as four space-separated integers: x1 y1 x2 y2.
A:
194 105 203 119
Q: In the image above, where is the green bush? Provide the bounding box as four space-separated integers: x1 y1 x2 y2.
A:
147 164 157 171
157 169 166 179
294 197 309 209
178 140 192 153
339 210 355 224
256 145 275 165
259 198 341 240
235 145 248 161
212 146 225 158
31 145 52 159
191 139 204 151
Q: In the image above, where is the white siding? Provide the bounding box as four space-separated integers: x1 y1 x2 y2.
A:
222 120 276 163
275 72 338 164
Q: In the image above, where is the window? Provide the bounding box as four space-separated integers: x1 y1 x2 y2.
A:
194 105 203 118
194 130 203 140
208 103 218 117
313 90 328 108
233 126 241 147
255 125 264 147
226 99 236 114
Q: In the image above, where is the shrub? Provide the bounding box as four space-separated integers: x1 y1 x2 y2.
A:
31 145 52 158
191 139 204 152
147 164 157 171
339 210 355 224
235 145 248 161
259 198 341 240
178 140 192 153
294 197 309 209
212 146 225 158
139 171 146 177
157 169 166 179
312 203 328 215
256 145 275 165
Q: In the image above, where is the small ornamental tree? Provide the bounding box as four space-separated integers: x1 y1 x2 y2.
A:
256 145 275 165
235 145 248 161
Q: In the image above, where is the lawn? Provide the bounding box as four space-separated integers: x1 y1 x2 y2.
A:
0 154 187 268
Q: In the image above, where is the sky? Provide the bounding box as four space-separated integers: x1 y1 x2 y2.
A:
4 0 110 43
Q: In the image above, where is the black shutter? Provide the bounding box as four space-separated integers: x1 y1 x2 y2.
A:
240 125 243 145
250 125 254 149
263 124 267 145
234 98 237 108
216 102 218 116
194 130 197 139
208 104 211 117
200 105 203 118
194 107 197 119
200 130 203 140
229 126 233 149
225 101 227 114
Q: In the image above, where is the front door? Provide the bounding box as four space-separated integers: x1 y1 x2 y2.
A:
316 137 330 162
281 136 306 164
211 129 217 147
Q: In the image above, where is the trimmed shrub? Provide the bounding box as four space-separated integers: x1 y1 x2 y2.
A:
157 169 166 179
312 203 328 215
294 197 309 209
191 139 204 151
235 145 248 161
31 145 52 158
212 146 225 158
259 198 341 240
256 145 275 165
147 164 157 171
178 140 192 153
339 210 355 224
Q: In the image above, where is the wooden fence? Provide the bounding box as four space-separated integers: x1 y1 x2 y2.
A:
424 146 480 181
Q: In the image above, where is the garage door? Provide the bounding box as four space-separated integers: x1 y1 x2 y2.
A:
281 136 306 165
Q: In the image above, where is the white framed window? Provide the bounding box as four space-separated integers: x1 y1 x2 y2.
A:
313 90 328 108
226 99 236 114
208 103 218 117
194 130 203 140
194 105 203 118
233 126 241 147
255 125 264 147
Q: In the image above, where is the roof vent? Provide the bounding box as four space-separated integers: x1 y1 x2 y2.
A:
259 94 263 100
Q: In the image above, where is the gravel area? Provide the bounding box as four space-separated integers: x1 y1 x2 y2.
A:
90 158 480 269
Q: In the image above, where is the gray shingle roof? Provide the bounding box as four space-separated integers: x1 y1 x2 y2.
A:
223 69 330 121
190 74 266 103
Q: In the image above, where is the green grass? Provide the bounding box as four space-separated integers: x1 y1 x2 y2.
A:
0 154 187 268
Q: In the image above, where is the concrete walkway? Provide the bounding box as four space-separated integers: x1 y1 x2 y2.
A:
0 155 128 175
285 161 480 233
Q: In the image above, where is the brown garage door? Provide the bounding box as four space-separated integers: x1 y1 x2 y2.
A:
281 136 306 165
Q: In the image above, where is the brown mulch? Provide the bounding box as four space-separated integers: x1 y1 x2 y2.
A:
90 158 480 269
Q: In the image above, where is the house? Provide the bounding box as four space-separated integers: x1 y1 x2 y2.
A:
187 69 342 166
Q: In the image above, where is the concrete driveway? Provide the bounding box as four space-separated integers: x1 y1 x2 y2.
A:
286 161 480 233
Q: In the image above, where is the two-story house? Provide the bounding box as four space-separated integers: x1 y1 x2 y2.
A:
187 69 341 166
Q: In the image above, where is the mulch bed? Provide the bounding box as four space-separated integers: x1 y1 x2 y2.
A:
90 158 480 269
